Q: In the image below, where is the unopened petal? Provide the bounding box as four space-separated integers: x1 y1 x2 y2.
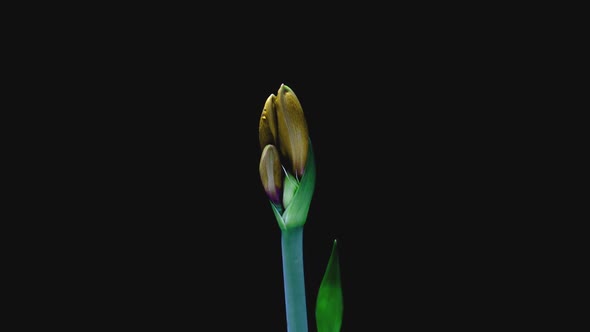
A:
259 94 278 150
259 144 283 205
276 84 309 179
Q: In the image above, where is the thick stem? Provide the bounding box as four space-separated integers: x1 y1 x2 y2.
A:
281 226 308 332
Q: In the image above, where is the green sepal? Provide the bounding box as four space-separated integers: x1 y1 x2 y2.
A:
282 172 299 209
270 139 315 231
281 139 316 230
270 202 286 230
316 239 343 332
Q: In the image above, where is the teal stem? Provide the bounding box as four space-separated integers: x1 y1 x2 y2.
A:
281 226 308 332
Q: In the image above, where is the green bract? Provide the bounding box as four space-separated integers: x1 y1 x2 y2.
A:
271 141 316 231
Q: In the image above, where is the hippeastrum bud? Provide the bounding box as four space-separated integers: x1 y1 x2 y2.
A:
259 94 278 150
259 144 283 206
275 84 309 179
259 84 316 231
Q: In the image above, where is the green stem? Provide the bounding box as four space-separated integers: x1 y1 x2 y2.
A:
281 226 308 332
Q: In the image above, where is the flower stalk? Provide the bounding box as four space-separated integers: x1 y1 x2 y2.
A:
281 226 307 332
259 84 315 332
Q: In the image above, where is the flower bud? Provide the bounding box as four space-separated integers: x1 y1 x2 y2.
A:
275 84 309 179
259 144 283 206
259 94 278 150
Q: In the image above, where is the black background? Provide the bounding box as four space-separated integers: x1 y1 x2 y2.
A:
67 59 503 330
22 9 537 330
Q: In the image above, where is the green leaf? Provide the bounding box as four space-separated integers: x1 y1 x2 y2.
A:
316 239 343 332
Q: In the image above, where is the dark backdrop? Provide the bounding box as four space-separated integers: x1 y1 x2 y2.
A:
36 14 526 331
70 61 502 331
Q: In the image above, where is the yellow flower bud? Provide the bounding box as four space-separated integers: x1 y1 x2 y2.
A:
275 84 309 179
259 94 278 150
259 144 283 206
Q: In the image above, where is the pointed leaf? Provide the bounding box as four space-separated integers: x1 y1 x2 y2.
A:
316 239 343 332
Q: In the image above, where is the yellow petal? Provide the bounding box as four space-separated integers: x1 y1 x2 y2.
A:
259 144 283 205
276 84 309 178
259 94 278 150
